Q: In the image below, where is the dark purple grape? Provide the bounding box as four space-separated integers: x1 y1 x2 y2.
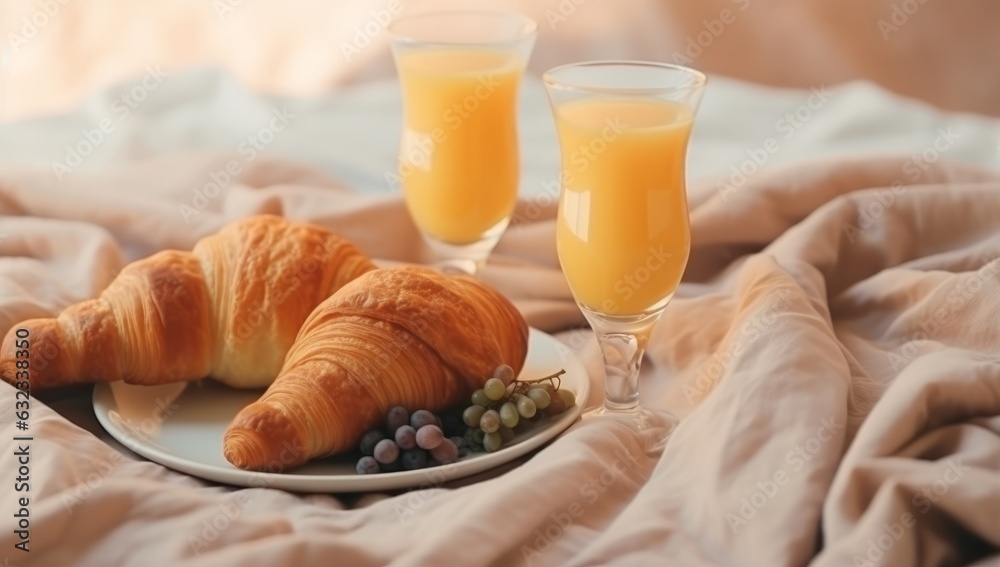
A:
386 406 409 433
402 449 428 470
473 428 486 444
359 430 386 456
440 413 465 437
380 457 402 472
463 428 482 451
373 439 399 464
448 436 469 458
395 425 417 450
356 456 380 475
430 439 460 464
410 409 440 430
416 425 444 450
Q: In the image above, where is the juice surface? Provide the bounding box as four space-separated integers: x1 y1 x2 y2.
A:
397 49 524 244
555 98 694 315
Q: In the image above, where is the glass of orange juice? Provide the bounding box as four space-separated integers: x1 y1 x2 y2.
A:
388 11 536 275
544 61 706 449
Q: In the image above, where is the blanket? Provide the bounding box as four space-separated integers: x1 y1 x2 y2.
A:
0 148 998 566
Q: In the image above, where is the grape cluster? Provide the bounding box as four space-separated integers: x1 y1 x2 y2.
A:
461 364 575 454
354 365 575 474
355 407 469 475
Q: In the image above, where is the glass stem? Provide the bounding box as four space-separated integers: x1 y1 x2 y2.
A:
583 308 661 413
421 217 510 277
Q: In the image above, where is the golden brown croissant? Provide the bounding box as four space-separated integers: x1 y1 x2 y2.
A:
223 266 529 471
0 215 375 389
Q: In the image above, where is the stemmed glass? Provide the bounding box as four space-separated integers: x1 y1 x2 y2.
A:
388 11 537 275
543 61 706 450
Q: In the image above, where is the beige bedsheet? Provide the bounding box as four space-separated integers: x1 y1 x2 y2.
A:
0 152 998 566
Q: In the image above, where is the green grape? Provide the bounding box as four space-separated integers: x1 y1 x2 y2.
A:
462 405 487 428
516 396 537 419
483 378 506 401
558 388 575 408
499 427 514 443
471 389 492 407
483 431 503 453
499 402 519 428
492 364 516 385
527 387 551 410
479 409 500 433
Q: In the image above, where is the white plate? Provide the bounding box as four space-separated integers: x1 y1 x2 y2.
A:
92 328 588 492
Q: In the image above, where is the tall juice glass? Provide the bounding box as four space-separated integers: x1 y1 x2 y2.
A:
388 11 536 275
543 61 706 449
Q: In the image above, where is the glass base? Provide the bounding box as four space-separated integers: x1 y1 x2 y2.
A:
575 304 680 454
421 217 509 276
584 404 679 454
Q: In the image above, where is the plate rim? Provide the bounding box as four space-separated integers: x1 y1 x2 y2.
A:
92 327 589 492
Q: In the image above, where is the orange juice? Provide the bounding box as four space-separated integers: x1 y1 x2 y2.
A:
555 99 694 315
396 49 525 244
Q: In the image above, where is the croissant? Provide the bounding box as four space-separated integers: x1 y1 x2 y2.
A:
223 266 529 471
0 215 375 389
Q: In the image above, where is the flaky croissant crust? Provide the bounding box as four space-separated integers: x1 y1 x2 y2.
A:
223 266 529 471
0 215 375 389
